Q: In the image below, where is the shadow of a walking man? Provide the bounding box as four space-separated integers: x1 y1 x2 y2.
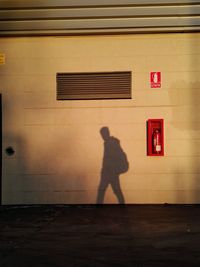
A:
96 127 129 204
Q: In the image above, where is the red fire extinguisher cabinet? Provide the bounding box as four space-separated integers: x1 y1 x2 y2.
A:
147 119 164 156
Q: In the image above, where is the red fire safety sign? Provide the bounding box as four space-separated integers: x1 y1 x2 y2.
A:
150 72 161 88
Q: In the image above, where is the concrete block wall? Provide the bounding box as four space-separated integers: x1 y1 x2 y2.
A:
0 33 200 204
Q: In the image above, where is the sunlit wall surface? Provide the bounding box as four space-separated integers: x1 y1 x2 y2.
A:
0 33 200 204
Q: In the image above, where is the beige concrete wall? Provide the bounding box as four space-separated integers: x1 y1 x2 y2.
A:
0 33 200 204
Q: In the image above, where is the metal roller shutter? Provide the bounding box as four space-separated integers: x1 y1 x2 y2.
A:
0 0 200 36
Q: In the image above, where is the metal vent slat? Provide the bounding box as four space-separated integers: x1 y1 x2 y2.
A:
57 71 131 100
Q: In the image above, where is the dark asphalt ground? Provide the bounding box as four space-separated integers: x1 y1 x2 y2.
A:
0 204 200 267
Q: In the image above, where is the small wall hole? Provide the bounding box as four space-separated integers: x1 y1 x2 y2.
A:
5 146 15 156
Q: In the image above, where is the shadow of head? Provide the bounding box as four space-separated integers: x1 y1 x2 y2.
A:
100 127 110 141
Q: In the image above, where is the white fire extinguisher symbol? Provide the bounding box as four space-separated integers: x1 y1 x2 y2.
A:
153 72 158 83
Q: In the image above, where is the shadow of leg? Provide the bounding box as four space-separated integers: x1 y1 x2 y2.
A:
111 175 125 204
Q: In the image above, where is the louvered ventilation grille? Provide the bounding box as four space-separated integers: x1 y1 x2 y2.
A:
57 72 131 100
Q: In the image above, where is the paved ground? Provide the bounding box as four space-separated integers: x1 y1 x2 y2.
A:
0 204 200 267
